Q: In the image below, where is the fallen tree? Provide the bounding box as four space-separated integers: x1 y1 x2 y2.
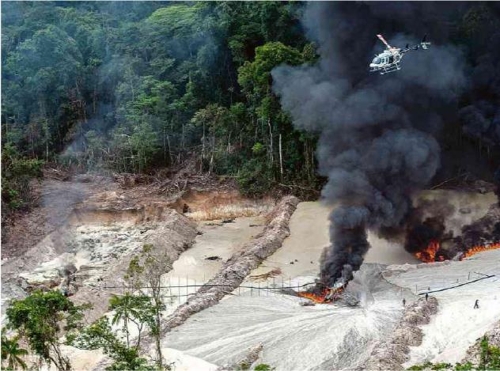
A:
160 195 299 334
362 296 439 371
217 344 264 371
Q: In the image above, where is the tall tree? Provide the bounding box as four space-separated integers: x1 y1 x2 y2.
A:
125 244 173 370
1 332 28 371
71 317 155 371
108 293 152 350
5 290 90 371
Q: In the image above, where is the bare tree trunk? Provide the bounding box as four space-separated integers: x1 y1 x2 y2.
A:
209 135 215 174
182 121 185 151
45 122 49 162
50 342 71 371
163 126 167 164
305 139 313 183
168 122 174 165
268 118 274 165
82 101 87 123
150 296 163 370
75 80 87 123
279 133 283 180
154 312 162 369
136 324 143 350
201 122 206 172
40 100 50 162
125 317 130 349
202 122 206 159
311 143 315 180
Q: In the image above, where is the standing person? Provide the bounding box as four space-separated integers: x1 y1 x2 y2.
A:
403 298 406 306
474 299 479 309
425 293 429 301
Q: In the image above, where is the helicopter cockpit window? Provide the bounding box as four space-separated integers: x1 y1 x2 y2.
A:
388 55 394 63
372 56 382 64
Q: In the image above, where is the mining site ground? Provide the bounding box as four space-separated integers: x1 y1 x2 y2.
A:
1 178 499 371
157 198 499 371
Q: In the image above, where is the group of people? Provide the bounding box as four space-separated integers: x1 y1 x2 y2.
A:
402 295 480 309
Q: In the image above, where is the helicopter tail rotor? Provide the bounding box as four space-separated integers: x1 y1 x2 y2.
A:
420 34 431 49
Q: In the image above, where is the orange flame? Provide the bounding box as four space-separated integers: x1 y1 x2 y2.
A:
298 286 344 304
415 240 500 263
414 240 441 263
460 242 500 260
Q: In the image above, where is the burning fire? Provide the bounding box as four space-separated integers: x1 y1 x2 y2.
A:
460 242 500 260
298 286 344 304
414 240 500 263
414 240 441 263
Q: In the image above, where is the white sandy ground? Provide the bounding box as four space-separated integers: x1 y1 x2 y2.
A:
156 252 499 371
21 346 218 371
149 348 218 371
384 249 500 367
160 265 412 371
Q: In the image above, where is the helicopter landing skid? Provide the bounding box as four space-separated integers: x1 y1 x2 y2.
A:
378 63 401 75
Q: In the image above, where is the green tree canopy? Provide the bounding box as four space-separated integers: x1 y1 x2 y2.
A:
5 290 90 371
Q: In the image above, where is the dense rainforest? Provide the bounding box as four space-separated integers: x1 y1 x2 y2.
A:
1 2 499 216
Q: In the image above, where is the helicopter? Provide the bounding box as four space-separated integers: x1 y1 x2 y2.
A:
369 34 431 75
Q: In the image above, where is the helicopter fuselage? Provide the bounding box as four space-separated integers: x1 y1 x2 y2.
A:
369 49 404 75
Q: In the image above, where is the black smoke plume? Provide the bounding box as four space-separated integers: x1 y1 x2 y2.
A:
272 2 467 287
495 167 500 205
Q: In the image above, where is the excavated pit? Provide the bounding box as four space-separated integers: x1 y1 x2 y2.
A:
1 204 198 324
1 180 272 328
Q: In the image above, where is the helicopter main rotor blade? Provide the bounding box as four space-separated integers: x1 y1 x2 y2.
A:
377 34 392 49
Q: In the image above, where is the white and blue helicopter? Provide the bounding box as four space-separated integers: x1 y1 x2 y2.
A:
369 34 431 75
